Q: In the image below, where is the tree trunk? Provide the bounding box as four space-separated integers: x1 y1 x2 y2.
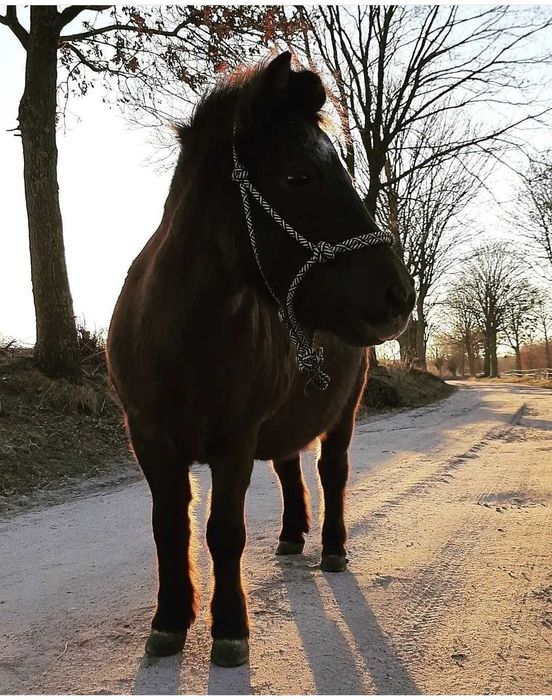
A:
465 330 476 376
415 307 427 371
483 330 491 377
543 323 551 368
514 345 522 371
397 328 416 365
18 7 81 381
383 155 422 368
489 328 499 377
362 143 385 226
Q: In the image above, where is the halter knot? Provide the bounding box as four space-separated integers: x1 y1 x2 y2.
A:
297 346 329 391
297 345 324 373
232 167 249 183
311 241 336 264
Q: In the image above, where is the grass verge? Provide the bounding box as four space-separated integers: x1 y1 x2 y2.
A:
361 365 455 417
0 345 139 515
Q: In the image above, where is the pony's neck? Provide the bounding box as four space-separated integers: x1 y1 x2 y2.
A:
160 127 256 297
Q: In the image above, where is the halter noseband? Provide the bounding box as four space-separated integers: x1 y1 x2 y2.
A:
231 132 394 391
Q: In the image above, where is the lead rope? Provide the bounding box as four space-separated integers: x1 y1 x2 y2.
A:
231 135 394 391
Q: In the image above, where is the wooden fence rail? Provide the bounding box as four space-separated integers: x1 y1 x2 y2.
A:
502 368 552 379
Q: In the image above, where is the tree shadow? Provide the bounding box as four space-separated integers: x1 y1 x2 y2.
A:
278 559 419 695
132 653 182 695
520 416 552 430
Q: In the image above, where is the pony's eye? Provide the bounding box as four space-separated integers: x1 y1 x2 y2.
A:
286 173 309 188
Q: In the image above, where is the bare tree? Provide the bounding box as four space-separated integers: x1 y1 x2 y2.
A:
0 5 288 379
457 243 527 377
516 154 552 281
445 284 484 377
502 280 540 370
428 339 448 376
535 291 552 367
298 5 552 218
380 111 487 368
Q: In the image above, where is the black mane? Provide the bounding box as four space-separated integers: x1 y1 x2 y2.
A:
176 58 325 145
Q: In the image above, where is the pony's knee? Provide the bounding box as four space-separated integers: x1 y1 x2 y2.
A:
207 519 246 558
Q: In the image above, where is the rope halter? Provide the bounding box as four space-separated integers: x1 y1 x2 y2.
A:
231 131 394 391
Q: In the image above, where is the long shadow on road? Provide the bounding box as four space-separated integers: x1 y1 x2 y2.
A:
324 570 419 694
279 559 419 695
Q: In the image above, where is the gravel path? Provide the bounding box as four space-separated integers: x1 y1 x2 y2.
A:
1 381 551 694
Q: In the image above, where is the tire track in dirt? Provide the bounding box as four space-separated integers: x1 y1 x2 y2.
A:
351 408 551 693
486 502 552 693
270 391 537 693
346 402 527 546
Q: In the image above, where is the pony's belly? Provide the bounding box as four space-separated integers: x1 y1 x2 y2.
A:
255 416 326 461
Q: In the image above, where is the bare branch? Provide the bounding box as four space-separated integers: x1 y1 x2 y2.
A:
58 6 111 30
0 6 29 49
60 19 189 44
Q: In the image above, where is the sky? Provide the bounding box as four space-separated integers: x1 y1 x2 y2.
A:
0 8 550 348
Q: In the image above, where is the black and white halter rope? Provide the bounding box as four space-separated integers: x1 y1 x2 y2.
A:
231 136 394 391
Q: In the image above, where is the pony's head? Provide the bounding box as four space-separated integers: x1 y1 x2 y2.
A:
187 52 415 349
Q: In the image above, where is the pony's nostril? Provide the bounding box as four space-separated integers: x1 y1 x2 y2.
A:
384 284 407 316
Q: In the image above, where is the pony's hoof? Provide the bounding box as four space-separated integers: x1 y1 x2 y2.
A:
145 629 186 657
320 554 348 572
211 638 249 667
276 540 304 555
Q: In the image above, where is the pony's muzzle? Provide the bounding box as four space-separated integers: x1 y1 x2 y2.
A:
384 281 416 319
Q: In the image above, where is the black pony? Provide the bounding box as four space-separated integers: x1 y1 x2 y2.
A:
107 52 415 667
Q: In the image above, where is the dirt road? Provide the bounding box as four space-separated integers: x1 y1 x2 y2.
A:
1 381 551 694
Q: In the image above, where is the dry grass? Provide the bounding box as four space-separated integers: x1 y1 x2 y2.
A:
0 343 137 514
361 364 455 416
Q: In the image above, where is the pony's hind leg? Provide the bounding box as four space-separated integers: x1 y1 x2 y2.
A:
128 420 197 657
273 456 310 555
207 446 254 667
317 391 361 573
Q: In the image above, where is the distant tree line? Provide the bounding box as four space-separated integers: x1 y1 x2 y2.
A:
434 242 551 376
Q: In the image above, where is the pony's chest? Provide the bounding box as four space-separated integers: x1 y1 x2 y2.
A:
255 341 366 461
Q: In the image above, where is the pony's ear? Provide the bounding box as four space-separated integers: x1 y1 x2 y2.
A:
263 51 292 96
289 70 326 114
244 51 292 127
241 51 325 133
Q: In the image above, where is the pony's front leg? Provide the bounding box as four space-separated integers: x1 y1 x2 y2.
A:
128 422 197 657
207 445 254 667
